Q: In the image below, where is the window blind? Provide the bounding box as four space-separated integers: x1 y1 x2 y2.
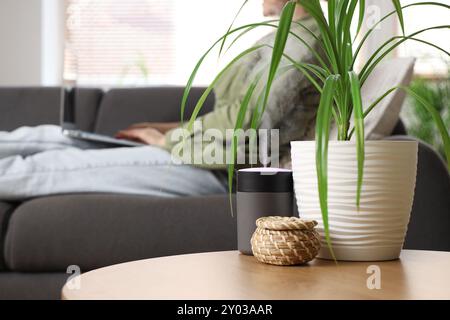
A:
64 0 267 86
64 0 449 87
65 0 176 86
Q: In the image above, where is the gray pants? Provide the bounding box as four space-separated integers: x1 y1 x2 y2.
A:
0 125 226 201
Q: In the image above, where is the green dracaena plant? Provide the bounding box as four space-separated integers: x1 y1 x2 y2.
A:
180 0 450 254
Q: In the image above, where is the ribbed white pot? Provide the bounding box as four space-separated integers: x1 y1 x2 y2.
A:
290 141 418 261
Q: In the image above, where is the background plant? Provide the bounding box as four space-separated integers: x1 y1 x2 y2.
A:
402 65 450 157
181 0 450 253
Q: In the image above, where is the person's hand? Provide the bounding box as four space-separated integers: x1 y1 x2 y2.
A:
121 122 180 134
124 122 153 129
115 127 165 146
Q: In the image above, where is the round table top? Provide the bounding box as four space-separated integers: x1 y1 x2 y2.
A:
62 250 450 300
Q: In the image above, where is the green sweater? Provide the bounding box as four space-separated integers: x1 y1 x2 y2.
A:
164 16 321 169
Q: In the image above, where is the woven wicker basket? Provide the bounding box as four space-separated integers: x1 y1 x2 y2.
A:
251 216 321 266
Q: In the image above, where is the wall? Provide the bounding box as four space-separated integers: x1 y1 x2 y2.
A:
0 0 64 86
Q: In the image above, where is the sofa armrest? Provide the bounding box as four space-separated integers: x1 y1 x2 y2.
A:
384 135 450 251
0 202 16 271
0 87 103 132
0 87 61 131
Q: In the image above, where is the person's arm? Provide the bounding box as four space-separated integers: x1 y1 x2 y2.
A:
163 97 253 150
119 51 255 149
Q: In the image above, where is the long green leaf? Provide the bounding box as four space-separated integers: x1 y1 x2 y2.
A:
229 64 299 203
180 21 294 124
299 0 340 73
353 2 450 67
218 0 249 58
349 71 365 208
187 45 266 131
180 14 328 123
249 62 303 131
316 75 340 260
402 37 450 57
349 85 450 170
227 75 261 214
227 64 297 210
225 21 330 72
335 0 351 58
283 55 325 91
260 1 296 118
228 83 257 190
243 1 298 145
328 0 337 42
401 86 450 168
250 50 327 130
391 0 405 35
354 0 366 41
337 0 358 81
224 19 278 53
360 25 449 85
348 87 399 139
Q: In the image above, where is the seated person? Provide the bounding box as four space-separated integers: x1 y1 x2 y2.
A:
0 0 320 200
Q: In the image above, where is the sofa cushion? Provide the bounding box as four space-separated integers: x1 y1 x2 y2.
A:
4 194 236 272
0 87 61 131
94 87 215 135
0 201 16 271
0 87 102 132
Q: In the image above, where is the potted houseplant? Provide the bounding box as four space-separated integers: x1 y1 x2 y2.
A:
181 0 450 261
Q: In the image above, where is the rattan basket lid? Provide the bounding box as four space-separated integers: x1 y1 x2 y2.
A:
256 216 317 231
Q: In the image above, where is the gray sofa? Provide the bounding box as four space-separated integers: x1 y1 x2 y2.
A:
0 86 449 300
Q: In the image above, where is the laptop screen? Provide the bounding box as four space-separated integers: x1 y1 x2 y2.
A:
60 87 77 130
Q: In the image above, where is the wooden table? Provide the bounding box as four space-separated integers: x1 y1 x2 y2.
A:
62 250 450 300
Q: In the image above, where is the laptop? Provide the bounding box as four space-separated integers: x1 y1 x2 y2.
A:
60 87 145 147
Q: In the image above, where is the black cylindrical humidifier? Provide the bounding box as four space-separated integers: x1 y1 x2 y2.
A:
237 168 294 255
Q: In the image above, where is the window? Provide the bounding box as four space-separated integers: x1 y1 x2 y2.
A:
64 0 268 86
64 0 448 86
398 0 449 77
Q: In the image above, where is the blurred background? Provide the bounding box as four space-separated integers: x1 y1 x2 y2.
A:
0 0 448 150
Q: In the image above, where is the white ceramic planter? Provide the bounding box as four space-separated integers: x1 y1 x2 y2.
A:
290 141 418 261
